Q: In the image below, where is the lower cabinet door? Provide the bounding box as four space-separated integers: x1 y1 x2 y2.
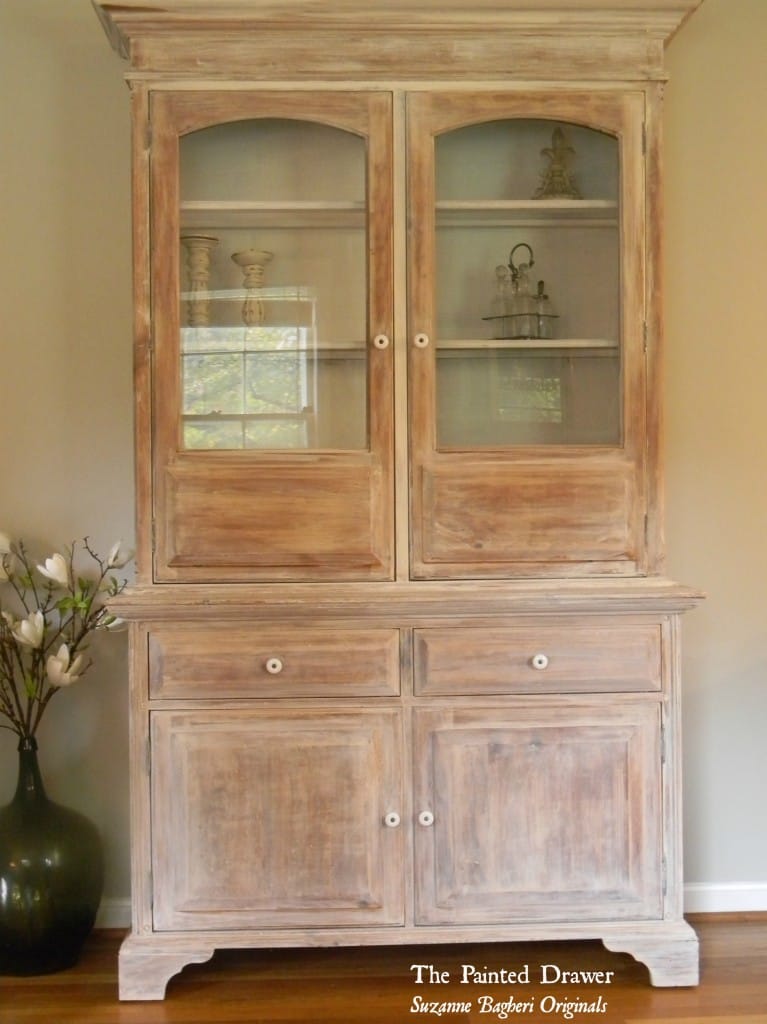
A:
413 703 663 924
150 709 405 930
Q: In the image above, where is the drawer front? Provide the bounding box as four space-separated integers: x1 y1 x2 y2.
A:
414 624 662 695
149 626 400 699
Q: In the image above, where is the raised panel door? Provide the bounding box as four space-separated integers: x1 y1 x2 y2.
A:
150 709 405 930
413 703 663 924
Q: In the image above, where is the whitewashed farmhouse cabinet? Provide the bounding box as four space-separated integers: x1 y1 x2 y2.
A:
95 0 704 1000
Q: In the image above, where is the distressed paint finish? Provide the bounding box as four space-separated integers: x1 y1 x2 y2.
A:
94 0 704 1002
150 709 405 931
413 620 663 695
149 90 394 583
413 703 663 924
148 624 401 698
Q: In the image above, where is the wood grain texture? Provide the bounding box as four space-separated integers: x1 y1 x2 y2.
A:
414 459 640 576
159 456 392 580
111 577 705 620
150 709 405 931
129 84 154 585
148 624 401 698
413 703 662 925
94 2 703 82
414 621 663 695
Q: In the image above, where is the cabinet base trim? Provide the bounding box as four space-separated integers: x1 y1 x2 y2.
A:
118 935 215 1000
602 920 699 986
118 919 698 1000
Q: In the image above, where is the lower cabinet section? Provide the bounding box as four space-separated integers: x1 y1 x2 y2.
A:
149 701 662 932
413 704 662 924
118 600 699 999
150 709 405 930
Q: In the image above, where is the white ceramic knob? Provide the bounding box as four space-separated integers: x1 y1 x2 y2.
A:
373 334 390 349
383 812 401 828
414 333 430 348
265 657 283 674
531 653 549 670
418 810 435 827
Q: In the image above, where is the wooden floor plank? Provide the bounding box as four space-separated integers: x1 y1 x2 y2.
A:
1 918 766 1023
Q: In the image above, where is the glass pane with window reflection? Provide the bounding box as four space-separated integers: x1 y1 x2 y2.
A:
178 118 369 451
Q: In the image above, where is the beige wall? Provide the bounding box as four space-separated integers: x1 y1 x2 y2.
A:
0 0 134 911
665 0 767 899
0 0 764 920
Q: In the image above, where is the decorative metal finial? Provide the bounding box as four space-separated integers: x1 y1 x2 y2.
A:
533 126 581 200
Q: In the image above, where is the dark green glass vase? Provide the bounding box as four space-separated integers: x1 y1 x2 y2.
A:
0 737 104 975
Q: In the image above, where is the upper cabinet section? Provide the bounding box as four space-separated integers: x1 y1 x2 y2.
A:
150 92 394 583
95 0 702 586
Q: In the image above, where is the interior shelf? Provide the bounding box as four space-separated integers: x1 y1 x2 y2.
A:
437 337 619 351
436 198 618 228
180 199 617 231
181 200 366 230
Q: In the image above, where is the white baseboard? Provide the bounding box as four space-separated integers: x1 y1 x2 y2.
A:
683 882 767 914
96 885 767 932
96 898 131 929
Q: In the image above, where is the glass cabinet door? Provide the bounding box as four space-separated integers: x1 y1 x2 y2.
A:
150 92 394 582
408 92 647 578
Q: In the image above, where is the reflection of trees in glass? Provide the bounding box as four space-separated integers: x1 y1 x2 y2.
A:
181 326 311 449
496 361 563 424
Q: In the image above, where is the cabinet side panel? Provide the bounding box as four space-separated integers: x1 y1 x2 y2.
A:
130 85 153 584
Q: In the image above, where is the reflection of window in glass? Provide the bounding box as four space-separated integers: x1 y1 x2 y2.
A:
182 325 315 449
495 360 563 425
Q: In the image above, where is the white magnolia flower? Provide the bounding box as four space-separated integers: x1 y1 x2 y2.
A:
46 643 86 688
0 532 10 554
106 540 133 570
37 552 70 588
12 610 45 648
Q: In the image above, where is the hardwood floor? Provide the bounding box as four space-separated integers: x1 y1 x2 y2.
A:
1 917 766 1023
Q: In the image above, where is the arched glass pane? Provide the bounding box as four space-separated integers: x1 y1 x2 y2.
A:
434 118 621 448
178 118 368 451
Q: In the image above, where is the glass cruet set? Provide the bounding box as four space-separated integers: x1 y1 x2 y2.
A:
485 242 558 341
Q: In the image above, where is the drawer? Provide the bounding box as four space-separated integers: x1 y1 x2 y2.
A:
148 626 400 699
414 624 662 695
